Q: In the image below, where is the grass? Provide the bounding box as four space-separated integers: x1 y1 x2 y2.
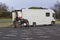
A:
0 22 14 28
0 18 12 24
0 18 12 20
0 22 13 24
56 19 60 21
56 19 60 23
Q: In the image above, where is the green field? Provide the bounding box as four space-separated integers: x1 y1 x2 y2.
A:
56 19 60 22
0 18 12 24
0 18 12 20
0 22 13 24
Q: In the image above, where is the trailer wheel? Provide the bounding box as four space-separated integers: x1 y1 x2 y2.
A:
33 22 36 27
20 23 29 27
24 21 29 27
50 21 55 26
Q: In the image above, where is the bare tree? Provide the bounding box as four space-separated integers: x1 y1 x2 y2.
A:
0 2 8 12
53 1 60 19
0 2 11 18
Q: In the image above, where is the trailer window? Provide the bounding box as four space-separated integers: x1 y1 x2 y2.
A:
46 13 50 17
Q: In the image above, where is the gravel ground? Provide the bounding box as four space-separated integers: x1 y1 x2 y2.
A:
0 23 60 40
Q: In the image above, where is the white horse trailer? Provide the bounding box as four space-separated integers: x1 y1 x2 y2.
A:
12 9 55 27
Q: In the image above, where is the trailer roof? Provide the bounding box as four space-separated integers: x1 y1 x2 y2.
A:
12 10 22 12
12 9 55 13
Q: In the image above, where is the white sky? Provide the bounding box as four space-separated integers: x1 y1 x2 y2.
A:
0 0 60 10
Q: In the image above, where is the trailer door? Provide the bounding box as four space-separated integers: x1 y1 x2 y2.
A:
17 11 22 19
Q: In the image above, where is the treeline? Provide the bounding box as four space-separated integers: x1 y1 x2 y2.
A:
0 2 11 18
0 11 11 18
0 2 60 19
53 1 60 19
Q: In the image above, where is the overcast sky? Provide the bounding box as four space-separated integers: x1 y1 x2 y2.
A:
0 0 60 10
